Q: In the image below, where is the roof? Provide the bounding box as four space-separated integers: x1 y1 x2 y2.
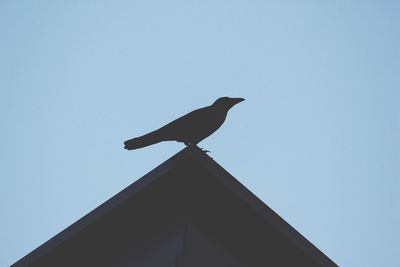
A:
12 146 337 266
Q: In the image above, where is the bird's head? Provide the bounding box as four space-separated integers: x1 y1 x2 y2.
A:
213 96 245 111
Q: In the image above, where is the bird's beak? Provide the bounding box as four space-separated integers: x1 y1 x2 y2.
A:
231 97 245 105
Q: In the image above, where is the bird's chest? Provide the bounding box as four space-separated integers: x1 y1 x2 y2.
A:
190 111 227 140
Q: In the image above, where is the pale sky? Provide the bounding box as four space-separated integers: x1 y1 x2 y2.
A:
1 1 399 266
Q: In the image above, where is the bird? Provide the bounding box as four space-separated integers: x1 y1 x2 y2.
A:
123 96 244 150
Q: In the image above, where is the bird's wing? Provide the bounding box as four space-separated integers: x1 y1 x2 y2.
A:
155 106 211 140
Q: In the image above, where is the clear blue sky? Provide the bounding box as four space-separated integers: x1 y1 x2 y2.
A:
1 1 399 266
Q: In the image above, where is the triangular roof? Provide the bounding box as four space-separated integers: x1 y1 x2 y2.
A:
13 146 337 266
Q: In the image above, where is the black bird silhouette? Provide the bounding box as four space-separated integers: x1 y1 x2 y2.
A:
124 97 244 150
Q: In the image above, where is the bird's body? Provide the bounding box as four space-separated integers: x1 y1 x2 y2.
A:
124 97 244 150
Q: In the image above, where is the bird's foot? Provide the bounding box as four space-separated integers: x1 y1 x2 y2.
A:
199 147 211 153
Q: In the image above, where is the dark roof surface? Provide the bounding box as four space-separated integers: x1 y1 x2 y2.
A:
13 146 337 267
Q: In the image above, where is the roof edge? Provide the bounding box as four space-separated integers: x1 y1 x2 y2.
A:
12 147 194 266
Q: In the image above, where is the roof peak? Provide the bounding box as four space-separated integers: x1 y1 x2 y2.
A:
13 146 337 267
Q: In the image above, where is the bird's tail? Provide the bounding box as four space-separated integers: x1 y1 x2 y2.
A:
124 131 162 150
